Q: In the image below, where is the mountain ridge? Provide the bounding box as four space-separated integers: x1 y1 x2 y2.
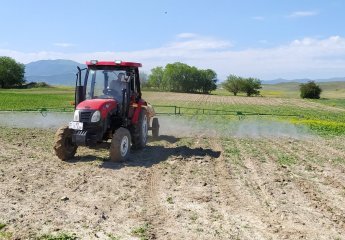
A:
25 59 86 86
262 77 345 84
24 59 345 86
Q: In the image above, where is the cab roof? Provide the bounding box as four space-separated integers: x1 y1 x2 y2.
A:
86 60 142 68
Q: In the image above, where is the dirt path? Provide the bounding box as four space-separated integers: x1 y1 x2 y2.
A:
0 127 345 239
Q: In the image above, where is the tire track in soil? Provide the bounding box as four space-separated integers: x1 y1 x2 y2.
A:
141 133 234 239
0 139 47 158
272 138 345 191
269 139 345 226
214 139 280 239
138 151 168 239
152 134 234 239
2 131 144 238
249 138 313 239
146 164 169 239
0 138 58 237
327 136 345 152
305 138 345 159
294 139 345 183
210 138 246 239
263 138 345 237
232 138 290 238
279 139 345 190
142 133 216 239
211 137 277 239
189 137 231 239
182 133 221 239
251 138 343 239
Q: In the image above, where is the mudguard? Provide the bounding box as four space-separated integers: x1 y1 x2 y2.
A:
131 99 156 124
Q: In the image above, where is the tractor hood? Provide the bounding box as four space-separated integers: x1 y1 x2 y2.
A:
76 99 117 118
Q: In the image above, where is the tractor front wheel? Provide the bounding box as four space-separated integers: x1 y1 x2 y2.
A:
110 127 131 161
54 126 77 161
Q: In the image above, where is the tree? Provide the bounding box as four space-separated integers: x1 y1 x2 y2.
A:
300 81 322 99
241 77 262 96
163 62 193 92
200 69 217 94
147 67 164 89
223 75 243 96
0 56 25 88
163 63 181 91
147 62 217 93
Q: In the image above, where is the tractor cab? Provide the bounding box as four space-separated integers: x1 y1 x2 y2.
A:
76 60 142 109
86 69 127 101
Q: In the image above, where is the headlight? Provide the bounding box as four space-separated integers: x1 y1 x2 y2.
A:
73 110 80 121
91 111 101 122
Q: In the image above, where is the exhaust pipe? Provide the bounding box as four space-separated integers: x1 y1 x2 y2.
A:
75 66 85 107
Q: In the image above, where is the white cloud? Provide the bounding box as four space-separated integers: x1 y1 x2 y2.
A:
288 11 318 18
1 34 345 80
53 42 75 47
176 33 198 39
167 38 231 51
170 33 231 50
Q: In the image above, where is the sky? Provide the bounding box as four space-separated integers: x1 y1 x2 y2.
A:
1 0 345 80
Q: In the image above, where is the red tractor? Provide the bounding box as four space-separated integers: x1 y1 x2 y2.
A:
54 60 159 161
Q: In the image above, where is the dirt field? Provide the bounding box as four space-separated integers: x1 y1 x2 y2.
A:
0 125 344 240
144 91 345 112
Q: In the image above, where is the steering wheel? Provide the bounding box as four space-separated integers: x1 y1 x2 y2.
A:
104 88 121 98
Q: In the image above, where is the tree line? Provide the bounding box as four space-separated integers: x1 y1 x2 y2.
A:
145 62 217 94
222 75 323 99
1 56 323 99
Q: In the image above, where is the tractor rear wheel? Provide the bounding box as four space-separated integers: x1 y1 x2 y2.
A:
110 127 131 161
152 117 160 139
132 109 148 149
54 126 77 161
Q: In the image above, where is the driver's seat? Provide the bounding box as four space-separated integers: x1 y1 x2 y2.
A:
108 73 125 101
109 79 121 90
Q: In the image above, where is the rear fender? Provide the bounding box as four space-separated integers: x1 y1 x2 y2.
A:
131 101 148 125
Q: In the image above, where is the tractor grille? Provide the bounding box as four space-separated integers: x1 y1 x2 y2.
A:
80 111 92 122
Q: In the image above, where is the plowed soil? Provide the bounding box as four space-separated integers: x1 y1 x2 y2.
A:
144 92 345 112
0 127 345 240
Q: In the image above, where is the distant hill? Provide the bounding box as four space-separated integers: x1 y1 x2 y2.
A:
25 59 345 86
263 77 345 84
25 59 86 86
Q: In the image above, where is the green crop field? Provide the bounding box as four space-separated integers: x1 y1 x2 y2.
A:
261 81 345 99
0 87 75 111
215 81 345 99
142 90 345 136
1 85 345 136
